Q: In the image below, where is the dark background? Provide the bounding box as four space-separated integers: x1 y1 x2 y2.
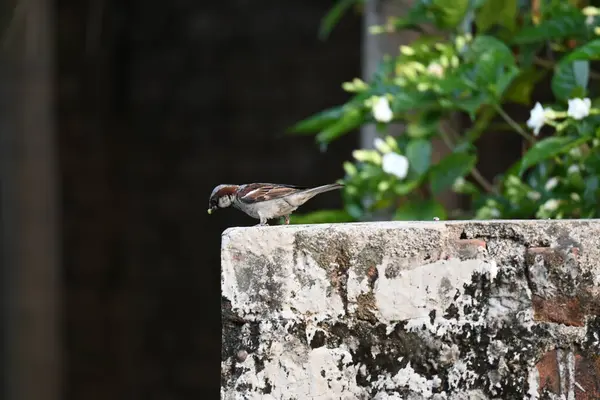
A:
1 0 361 399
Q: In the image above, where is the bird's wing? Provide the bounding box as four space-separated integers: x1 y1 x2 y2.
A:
237 183 307 204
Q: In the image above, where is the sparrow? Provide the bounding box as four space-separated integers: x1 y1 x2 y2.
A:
207 182 344 226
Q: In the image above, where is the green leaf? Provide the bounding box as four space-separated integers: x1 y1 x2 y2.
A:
429 152 477 194
291 209 355 224
391 91 434 113
315 108 363 144
389 1 432 31
504 68 547 105
561 39 600 64
345 203 363 219
451 92 491 118
406 139 432 175
468 36 514 63
551 61 589 101
583 176 599 205
393 179 421 195
463 106 496 143
519 136 583 175
288 105 346 134
512 14 586 45
475 0 517 33
493 65 520 98
394 199 447 221
319 0 363 40
431 0 470 28
464 36 518 99
573 60 590 89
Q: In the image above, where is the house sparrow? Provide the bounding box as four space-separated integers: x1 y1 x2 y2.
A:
207 182 344 226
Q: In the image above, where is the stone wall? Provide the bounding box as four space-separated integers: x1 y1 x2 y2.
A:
220 220 600 399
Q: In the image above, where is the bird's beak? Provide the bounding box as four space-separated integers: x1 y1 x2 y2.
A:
207 208 212 215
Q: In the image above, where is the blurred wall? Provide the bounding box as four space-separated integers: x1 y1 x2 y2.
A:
55 0 360 399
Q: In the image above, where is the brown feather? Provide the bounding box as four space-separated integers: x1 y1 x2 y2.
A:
213 185 238 197
237 183 307 203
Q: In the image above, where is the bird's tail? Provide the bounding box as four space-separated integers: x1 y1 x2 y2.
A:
285 182 344 207
300 182 345 198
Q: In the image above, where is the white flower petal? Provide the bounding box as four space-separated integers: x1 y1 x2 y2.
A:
452 177 466 190
527 191 541 201
382 153 409 179
427 62 444 78
587 15 596 26
567 97 591 120
373 138 391 153
527 102 546 136
569 147 582 158
372 97 393 123
541 199 560 212
570 193 581 202
545 177 559 191
583 6 600 17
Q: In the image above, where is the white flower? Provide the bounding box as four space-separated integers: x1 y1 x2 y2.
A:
507 187 519 198
568 164 580 174
374 137 391 153
490 208 501 218
569 147 582 158
545 177 559 191
372 96 393 123
400 46 415 56
526 102 548 135
452 177 466 191
352 149 382 164
527 191 541 201
377 181 391 191
583 6 600 17
570 193 581 202
382 152 409 179
541 199 560 212
587 15 595 26
506 175 521 186
427 62 444 78
567 98 591 120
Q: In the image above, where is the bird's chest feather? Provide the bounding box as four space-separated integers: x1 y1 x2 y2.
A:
234 198 297 219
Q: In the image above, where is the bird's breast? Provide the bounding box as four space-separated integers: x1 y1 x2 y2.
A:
235 199 297 219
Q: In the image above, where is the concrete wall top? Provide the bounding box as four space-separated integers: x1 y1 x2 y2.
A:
221 220 600 399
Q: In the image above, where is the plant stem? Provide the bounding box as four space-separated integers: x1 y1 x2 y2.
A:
493 104 536 143
439 128 497 194
470 168 496 194
439 128 455 150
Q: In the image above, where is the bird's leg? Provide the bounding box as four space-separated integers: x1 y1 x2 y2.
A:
283 215 290 225
255 216 268 226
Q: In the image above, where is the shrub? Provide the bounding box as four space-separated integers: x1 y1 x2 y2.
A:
289 0 600 223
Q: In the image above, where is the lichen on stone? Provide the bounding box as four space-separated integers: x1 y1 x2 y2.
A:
221 221 600 400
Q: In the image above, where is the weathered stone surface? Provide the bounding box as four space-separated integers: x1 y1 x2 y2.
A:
220 220 600 399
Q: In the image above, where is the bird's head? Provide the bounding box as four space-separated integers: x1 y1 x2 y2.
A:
207 184 239 214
